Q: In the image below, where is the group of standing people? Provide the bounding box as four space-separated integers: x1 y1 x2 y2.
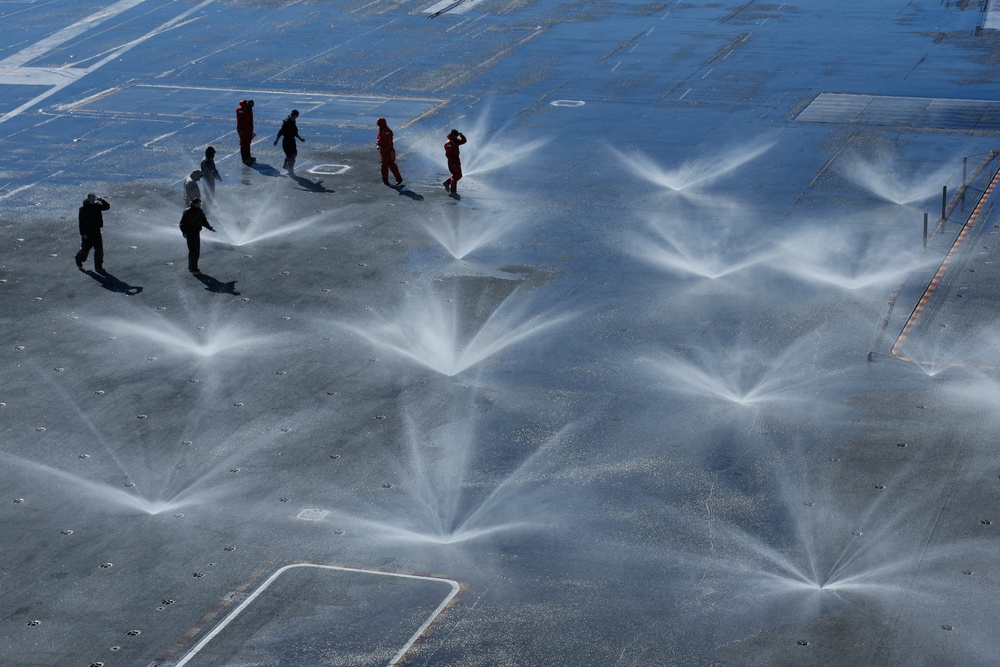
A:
237 99 305 172
73 101 470 277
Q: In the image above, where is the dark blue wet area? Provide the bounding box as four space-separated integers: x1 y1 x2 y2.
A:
0 83 50 116
4 1 1000 666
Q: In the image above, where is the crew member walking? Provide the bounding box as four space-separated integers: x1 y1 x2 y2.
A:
376 117 403 187
75 193 111 274
200 147 222 205
236 99 256 165
179 198 216 276
273 109 305 173
443 129 466 195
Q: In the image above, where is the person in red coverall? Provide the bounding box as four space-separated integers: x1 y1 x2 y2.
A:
443 129 466 195
376 118 403 187
236 99 256 165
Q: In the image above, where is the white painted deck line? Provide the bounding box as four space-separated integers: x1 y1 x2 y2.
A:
0 0 217 125
987 2 1000 30
424 0 489 15
0 0 148 69
173 563 461 667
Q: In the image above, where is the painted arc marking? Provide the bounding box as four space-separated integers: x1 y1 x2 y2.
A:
173 563 461 667
308 164 351 175
550 100 585 107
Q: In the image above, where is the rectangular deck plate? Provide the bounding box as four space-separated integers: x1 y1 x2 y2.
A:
175 564 460 666
795 92 1000 132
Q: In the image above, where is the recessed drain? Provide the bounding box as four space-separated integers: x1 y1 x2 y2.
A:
296 508 330 521
99 562 113 568
126 629 141 636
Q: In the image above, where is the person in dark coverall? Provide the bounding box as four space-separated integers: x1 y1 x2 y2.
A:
443 129 467 195
376 117 403 187
75 193 111 273
236 99 256 165
200 147 222 206
273 109 305 173
179 198 216 276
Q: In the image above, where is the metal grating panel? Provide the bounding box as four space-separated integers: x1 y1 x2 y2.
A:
795 92 1000 131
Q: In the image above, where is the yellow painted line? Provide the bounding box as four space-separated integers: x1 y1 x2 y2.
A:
891 166 1000 368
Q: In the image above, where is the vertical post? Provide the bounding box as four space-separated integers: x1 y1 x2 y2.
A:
962 156 968 210
942 185 947 220
923 212 928 249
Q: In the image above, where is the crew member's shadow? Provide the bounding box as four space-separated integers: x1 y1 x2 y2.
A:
396 186 424 201
247 162 282 177
85 270 142 295
195 273 240 295
290 173 335 193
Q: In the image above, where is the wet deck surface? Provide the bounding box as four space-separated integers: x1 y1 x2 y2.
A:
3 1 1000 665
